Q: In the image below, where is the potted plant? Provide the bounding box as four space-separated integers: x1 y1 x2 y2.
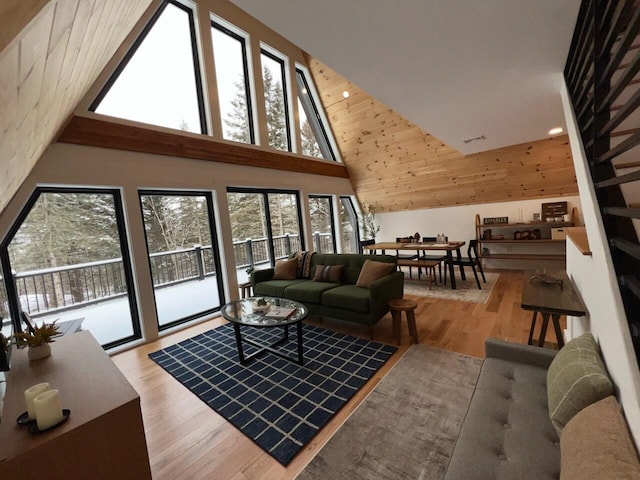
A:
360 202 381 241
13 321 60 361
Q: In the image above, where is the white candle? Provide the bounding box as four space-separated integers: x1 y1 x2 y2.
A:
34 389 64 430
24 382 50 420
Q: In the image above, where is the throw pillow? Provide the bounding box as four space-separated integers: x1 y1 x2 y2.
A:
313 264 343 283
273 258 298 280
547 332 613 434
292 251 315 278
560 396 640 480
355 259 395 288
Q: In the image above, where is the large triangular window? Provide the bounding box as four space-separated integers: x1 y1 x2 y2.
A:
296 66 339 161
90 0 207 134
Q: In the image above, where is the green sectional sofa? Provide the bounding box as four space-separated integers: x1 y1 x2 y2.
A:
251 253 403 331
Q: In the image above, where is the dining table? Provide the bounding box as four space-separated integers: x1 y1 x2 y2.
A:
362 241 466 289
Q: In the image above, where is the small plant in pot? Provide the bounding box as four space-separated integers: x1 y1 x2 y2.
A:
13 321 60 361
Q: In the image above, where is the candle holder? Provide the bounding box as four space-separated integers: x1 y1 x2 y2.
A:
27 409 71 434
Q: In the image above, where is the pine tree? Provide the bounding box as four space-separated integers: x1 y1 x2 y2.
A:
262 66 288 151
224 78 252 143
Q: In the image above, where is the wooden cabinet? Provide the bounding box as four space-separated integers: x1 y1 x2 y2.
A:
475 209 578 265
0 331 152 480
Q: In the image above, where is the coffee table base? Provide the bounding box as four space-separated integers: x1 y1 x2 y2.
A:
233 322 304 366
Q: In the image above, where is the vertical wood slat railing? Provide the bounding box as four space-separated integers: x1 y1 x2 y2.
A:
565 0 640 364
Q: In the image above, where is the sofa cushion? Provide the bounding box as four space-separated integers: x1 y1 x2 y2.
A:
253 279 305 297
321 285 370 313
560 395 640 480
273 258 298 280
546 332 613 433
313 264 344 283
444 355 560 479
284 281 339 304
355 260 396 288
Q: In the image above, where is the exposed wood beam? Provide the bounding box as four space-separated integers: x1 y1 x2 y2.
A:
58 116 350 178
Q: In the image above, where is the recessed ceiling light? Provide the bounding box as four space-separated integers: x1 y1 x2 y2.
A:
549 127 563 135
342 90 350 98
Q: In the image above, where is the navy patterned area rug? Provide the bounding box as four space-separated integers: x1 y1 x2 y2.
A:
148 323 396 465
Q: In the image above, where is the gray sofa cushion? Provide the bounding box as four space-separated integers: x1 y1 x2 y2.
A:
445 340 560 480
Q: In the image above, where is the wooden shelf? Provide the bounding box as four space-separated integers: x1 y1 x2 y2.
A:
479 221 573 228
481 239 566 244
475 209 578 268
481 253 566 261
564 227 591 255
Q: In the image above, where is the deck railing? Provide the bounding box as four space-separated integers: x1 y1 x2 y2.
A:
0 233 313 319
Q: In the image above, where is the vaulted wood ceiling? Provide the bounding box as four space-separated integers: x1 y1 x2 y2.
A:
307 56 577 213
0 0 152 215
0 0 579 218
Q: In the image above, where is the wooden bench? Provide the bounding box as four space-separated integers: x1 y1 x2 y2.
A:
396 258 441 289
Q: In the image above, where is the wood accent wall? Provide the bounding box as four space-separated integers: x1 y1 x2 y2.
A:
58 116 349 178
0 0 153 215
306 55 578 213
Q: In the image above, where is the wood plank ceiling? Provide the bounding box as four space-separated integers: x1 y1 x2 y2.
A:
0 0 579 218
307 55 578 213
0 0 153 215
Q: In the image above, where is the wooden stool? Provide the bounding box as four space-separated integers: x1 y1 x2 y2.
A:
389 298 419 345
239 281 252 298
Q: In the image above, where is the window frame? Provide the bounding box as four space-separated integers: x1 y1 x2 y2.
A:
0 187 142 350
308 194 337 253
138 189 225 331
227 187 305 267
210 16 257 144
260 44 294 152
89 0 208 135
295 64 341 162
339 195 361 253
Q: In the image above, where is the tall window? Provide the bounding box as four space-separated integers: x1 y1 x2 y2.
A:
261 48 291 151
91 1 206 134
139 192 224 330
0 189 140 349
212 19 255 144
227 188 304 282
339 196 359 254
309 196 336 253
296 67 337 160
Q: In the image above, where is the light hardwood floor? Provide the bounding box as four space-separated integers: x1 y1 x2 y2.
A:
112 269 562 479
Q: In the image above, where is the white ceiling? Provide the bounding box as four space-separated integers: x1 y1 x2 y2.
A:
231 0 581 154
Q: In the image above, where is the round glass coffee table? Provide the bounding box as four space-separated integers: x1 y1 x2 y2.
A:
221 297 308 365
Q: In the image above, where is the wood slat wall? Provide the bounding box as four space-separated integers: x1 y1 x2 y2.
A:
0 0 153 216
307 55 579 213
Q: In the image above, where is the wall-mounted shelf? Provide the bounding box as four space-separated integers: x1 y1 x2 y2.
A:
475 207 579 267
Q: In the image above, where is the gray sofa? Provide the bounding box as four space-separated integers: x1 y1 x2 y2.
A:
444 335 640 479
444 339 560 479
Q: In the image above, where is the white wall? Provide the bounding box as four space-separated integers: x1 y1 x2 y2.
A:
376 196 580 270
562 84 640 448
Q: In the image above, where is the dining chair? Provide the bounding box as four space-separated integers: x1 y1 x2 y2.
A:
421 236 447 282
360 238 378 254
395 237 420 278
451 239 486 289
